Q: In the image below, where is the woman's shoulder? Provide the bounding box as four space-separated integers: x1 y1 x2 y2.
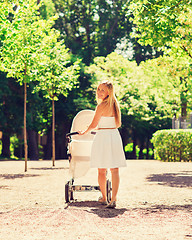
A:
97 101 108 110
97 102 115 117
95 103 106 117
99 101 109 108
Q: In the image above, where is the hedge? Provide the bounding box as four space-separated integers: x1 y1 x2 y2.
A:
151 129 192 162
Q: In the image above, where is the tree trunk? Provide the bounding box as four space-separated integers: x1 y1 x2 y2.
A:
181 101 187 119
1 133 11 158
146 137 150 159
28 129 39 160
55 121 71 159
52 99 55 166
44 128 52 160
24 82 28 172
180 77 188 119
139 139 144 159
119 127 129 149
14 139 24 159
119 127 129 159
131 131 137 159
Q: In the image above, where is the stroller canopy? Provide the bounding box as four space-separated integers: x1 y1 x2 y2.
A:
68 110 95 178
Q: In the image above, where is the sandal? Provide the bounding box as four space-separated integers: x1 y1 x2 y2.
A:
106 201 116 209
98 196 108 205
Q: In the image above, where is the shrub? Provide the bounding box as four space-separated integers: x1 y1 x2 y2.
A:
142 148 154 159
124 143 140 159
151 129 192 162
124 143 154 159
0 135 19 160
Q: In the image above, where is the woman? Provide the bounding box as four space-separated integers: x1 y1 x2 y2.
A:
79 80 126 208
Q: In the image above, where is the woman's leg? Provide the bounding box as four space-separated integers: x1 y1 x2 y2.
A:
110 168 120 202
98 168 107 201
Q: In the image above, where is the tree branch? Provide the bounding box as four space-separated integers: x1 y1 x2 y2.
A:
181 45 192 59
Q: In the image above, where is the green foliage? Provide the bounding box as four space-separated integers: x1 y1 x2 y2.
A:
125 143 140 158
53 0 133 64
131 0 192 58
140 55 192 117
33 39 81 100
0 0 78 133
27 86 52 132
151 129 192 162
39 0 56 19
0 72 23 134
130 0 192 118
124 142 154 159
0 135 19 160
87 52 173 121
0 0 58 84
142 148 153 159
0 2 10 44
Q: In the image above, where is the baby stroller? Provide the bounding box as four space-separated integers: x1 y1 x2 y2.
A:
65 109 112 203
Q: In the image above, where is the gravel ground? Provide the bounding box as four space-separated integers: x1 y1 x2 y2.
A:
0 159 192 240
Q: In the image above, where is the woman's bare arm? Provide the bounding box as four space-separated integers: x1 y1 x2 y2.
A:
79 104 103 135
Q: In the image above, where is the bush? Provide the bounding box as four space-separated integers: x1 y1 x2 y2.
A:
151 129 192 162
124 143 154 159
124 143 140 159
0 135 19 160
142 148 154 159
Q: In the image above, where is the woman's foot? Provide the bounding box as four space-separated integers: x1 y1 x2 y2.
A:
98 196 108 205
106 201 116 209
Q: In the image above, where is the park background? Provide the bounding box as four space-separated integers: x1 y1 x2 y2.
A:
0 0 191 169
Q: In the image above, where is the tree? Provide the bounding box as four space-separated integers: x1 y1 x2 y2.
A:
0 0 58 171
144 55 192 115
26 84 52 160
0 72 23 158
130 0 192 117
52 0 133 64
34 38 80 166
39 0 56 19
131 0 192 57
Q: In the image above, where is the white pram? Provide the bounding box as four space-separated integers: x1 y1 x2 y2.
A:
65 110 112 203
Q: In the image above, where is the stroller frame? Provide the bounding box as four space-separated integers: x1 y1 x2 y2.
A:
65 131 112 203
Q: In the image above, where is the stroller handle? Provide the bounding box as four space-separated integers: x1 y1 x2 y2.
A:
66 131 79 137
66 131 96 138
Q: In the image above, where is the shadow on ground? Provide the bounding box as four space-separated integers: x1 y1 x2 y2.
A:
88 207 128 218
67 200 128 218
135 203 192 214
0 174 40 179
30 167 68 171
147 171 192 188
67 200 192 217
185 234 192 238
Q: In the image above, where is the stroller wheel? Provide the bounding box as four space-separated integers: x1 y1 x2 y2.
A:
106 179 112 202
65 182 70 203
70 188 74 200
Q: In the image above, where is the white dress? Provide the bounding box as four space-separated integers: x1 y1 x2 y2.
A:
90 116 127 168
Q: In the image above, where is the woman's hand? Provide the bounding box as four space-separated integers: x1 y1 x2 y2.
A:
78 130 86 135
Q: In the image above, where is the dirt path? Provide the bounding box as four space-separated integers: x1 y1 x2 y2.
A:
0 160 192 240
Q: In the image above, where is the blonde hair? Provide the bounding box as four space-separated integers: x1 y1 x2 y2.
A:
96 80 121 127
